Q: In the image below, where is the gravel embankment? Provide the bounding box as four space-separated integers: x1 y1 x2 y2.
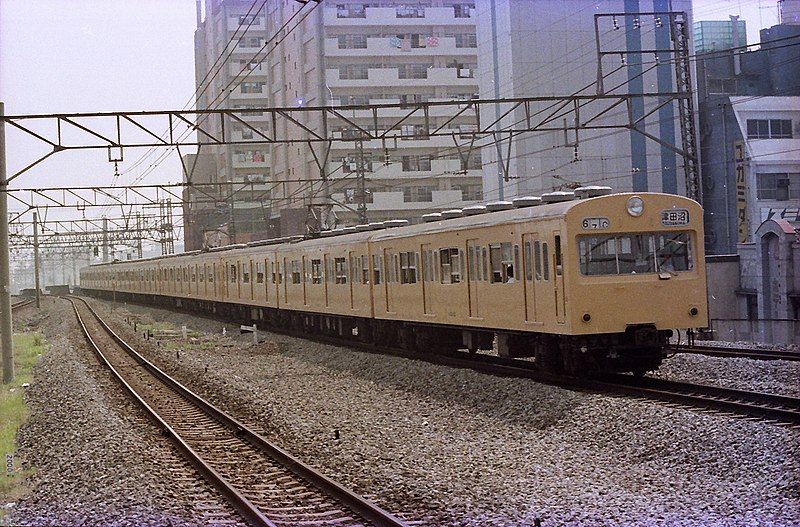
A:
8 298 246 527
652 353 800 397
92 298 800 527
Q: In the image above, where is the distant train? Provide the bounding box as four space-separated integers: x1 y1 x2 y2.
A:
81 188 708 376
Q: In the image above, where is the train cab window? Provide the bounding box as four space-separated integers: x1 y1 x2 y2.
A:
334 257 348 284
542 243 550 281
656 233 692 272
439 248 461 284
372 254 382 285
489 243 515 283
579 232 693 276
256 262 265 284
399 252 418 284
311 259 323 284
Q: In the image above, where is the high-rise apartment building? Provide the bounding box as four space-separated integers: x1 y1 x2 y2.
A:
693 17 747 54
475 0 693 202
188 0 483 247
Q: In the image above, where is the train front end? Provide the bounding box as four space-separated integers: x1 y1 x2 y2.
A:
565 193 708 374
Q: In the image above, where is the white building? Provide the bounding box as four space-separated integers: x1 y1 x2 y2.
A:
193 0 484 238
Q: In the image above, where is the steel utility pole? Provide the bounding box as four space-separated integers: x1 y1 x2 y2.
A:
355 139 368 225
33 211 41 308
102 216 109 263
0 102 14 384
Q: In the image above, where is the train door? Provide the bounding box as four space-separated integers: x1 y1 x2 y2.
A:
383 248 394 313
421 243 433 315
301 256 308 305
523 233 541 323
467 239 481 318
553 232 566 324
348 251 356 310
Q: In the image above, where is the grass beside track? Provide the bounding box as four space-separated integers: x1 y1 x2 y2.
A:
0 333 45 513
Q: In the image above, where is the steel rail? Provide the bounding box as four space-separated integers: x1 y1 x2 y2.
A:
66 296 409 527
10 299 34 310
672 343 800 362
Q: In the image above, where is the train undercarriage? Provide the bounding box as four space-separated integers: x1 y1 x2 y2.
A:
85 290 670 377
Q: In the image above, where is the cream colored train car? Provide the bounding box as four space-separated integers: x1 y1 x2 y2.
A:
81 191 708 375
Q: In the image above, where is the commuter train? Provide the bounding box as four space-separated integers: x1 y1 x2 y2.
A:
81 188 708 376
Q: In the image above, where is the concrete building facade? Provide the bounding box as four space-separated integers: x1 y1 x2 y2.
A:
475 0 693 202
188 0 484 246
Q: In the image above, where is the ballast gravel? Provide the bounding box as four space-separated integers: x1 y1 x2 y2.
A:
652 353 800 397
91 298 800 527
7 299 246 527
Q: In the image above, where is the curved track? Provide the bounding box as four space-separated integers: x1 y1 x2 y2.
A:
672 343 800 362
11 298 35 311
66 296 410 527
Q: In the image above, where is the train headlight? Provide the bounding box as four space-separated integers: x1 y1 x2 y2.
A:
626 196 644 217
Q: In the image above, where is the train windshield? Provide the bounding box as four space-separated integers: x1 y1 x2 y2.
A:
579 232 693 276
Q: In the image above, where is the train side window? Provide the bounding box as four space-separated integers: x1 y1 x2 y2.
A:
256 262 264 284
476 246 483 281
489 243 515 283
311 259 323 284
229 264 237 283
271 261 277 283
433 250 439 282
542 243 550 281
439 248 460 284
524 242 533 281
514 245 521 280
291 260 302 284
361 255 370 284
199 266 205 283
468 246 476 279
243 262 251 284
399 251 417 284
372 254 382 285
534 241 542 280
554 236 562 276
334 257 348 284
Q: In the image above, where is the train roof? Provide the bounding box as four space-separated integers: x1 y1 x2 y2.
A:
86 192 697 268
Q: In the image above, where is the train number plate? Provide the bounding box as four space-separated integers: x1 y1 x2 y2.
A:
581 217 610 230
661 209 690 226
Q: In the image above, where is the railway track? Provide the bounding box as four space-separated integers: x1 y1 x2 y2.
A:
419 351 800 426
66 296 410 527
82 296 800 427
11 298 35 310
672 343 800 362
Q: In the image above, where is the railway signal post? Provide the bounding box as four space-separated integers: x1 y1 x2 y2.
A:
0 102 14 383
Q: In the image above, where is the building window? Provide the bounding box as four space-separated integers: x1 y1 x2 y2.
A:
707 77 736 94
337 34 368 49
453 184 483 201
746 294 758 320
403 186 435 202
396 6 424 18
341 153 374 173
401 155 432 172
451 3 474 18
337 4 366 18
747 119 793 139
240 81 265 94
453 33 477 48
398 63 430 79
339 64 370 80
757 173 800 201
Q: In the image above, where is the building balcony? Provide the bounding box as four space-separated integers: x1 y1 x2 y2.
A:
323 6 473 26
231 156 270 169
326 67 477 88
228 18 266 32
229 64 267 77
230 88 269 100
324 37 475 57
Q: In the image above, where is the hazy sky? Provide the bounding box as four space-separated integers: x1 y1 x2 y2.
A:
0 0 783 224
